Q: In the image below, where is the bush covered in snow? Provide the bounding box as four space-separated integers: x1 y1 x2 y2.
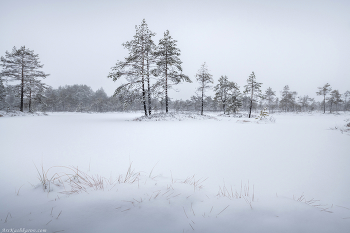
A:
330 118 350 135
133 112 218 121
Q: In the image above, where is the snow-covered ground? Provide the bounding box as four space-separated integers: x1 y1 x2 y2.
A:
0 112 349 233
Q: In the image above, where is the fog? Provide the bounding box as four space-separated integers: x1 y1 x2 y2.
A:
1 0 349 100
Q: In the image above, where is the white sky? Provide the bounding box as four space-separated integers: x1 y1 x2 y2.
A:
0 0 349 100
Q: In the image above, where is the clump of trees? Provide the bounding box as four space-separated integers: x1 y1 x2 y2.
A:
0 46 49 112
214 75 240 115
43 85 115 112
108 19 191 116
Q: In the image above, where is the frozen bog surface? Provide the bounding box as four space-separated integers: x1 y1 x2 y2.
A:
0 112 349 232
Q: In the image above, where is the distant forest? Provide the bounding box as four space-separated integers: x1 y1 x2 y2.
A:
0 80 349 115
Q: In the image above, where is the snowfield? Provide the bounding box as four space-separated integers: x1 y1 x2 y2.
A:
0 112 349 233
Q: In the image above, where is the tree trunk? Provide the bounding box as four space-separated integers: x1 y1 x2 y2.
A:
201 87 204 115
29 86 32 112
249 82 254 118
248 99 253 118
223 93 226 114
141 44 148 116
323 95 326 113
20 63 24 112
165 51 168 113
147 55 151 116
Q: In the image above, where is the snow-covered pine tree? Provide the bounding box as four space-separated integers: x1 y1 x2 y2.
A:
264 87 276 113
256 107 269 120
297 95 314 112
274 97 279 111
280 85 297 112
214 75 240 114
328 89 342 113
195 62 213 115
0 46 49 112
244 72 262 118
226 93 242 114
153 30 191 113
108 19 155 116
316 83 332 114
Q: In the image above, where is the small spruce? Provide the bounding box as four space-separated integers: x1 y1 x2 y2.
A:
256 107 269 120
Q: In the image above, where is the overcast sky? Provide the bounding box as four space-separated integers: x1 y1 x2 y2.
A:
1 0 349 100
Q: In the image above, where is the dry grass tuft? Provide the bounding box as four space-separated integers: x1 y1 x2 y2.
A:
217 180 254 209
292 193 333 213
34 162 141 195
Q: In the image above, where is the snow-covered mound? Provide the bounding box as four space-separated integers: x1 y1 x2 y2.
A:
0 110 48 117
217 113 243 118
236 119 253 124
235 116 276 124
133 112 218 121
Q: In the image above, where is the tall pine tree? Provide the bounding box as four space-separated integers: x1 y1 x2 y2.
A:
0 46 49 112
316 83 332 114
264 87 276 113
195 62 213 115
297 95 314 112
280 85 297 112
328 89 342 113
244 72 262 118
153 30 191 113
108 19 155 116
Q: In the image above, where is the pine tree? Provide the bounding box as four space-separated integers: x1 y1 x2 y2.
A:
195 62 213 115
226 93 242 114
214 75 240 114
244 72 262 118
256 107 269 120
108 19 155 116
297 95 314 112
280 85 297 112
264 87 276 113
0 46 49 112
153 30 191 113
316 83 332 114
328 90 342 113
